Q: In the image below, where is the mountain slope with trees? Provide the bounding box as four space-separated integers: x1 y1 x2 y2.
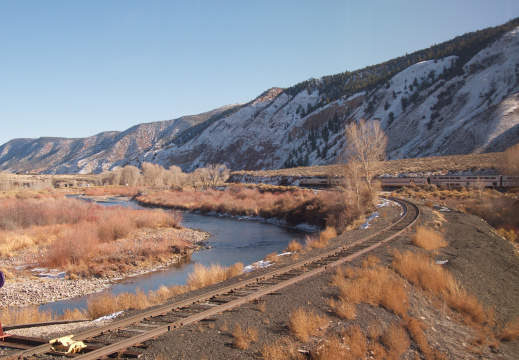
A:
1 19 519 174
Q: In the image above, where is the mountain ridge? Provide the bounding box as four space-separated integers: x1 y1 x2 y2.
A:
1 19 519 174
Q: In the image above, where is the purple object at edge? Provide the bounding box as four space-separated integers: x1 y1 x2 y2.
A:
0 271 4 289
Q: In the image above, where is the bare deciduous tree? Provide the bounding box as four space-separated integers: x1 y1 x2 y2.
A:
207 164 230 188
101 168 122 186
503 143 519 175
344 119 387 198
119 165 142 186
164 165 186 187
341 160 364 213
141 162 164 186
194 167 211 189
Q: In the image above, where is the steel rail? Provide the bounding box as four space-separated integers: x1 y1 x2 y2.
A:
1 197 418 360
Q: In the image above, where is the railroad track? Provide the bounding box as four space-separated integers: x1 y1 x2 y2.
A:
1 197 419 360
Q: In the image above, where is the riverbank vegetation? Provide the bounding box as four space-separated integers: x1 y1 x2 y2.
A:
85 262 242 320
136 184 370 232
0 193 186 277
0 262 245 324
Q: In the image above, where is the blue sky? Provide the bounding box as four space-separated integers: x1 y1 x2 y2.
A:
1 0 518 146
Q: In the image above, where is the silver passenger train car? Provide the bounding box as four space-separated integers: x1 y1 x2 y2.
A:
300 175 519 189
502 175 519 188
429 175 501 188
379 177 428 188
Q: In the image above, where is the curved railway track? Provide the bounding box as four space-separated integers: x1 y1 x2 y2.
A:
1 197 419 360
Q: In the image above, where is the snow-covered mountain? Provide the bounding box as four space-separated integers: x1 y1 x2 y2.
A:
1 20 519 174
0 105 239 173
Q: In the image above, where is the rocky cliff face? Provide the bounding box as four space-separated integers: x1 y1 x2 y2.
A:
1 25 519 174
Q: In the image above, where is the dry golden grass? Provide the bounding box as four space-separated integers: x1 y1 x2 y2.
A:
333 260 409 317
87 290 152 319
499 317 519 341
311 335 349 360
231 323 258 350
146 285 172 304
328 298 356 320
392 251 487 327
0 232 43 257
367 320 383 341
264 252 280 263
85 262 243 319
497 228 517 243
186 263 243 290
411 226 448 250
256 301 267 313
285 239 303 253
287 307 327 342
259 337 304 360
0 306 87 326
369 342 388 360
0 306 53 325
311 325 368 360
342 325 368 358
319 226 337 244
219 320 228 332
404 316 435 359
382 322 410 360
362 254 381 268
305 226 337 249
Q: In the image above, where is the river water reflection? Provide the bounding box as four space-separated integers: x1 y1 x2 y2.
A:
40 197 307 314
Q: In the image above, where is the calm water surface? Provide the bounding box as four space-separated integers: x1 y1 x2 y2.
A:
40 197 306 314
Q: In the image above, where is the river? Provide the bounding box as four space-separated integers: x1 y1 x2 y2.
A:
40 197 307 315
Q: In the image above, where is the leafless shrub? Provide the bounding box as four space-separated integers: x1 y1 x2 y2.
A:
392 251 487 327
503 143 519 175
137 187 359 232
256 301 267 313
333 260 409 317
287 307 327 342
306 226 337 249
0 306 53 325
500 317 519 341
405 316 434 359
259 337 303 360
341 325 368 358
382 322 410 360
497 228 517 243
186 263 243 290
232 323 258 350
328 298 356 320
311 335 349 360
411 226 448 250
264 252 280 263
219 320 228 332
285 239 303 253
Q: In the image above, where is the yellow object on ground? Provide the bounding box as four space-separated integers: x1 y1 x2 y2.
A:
49 335 86 353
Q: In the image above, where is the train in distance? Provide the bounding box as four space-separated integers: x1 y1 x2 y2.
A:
298 175 519 189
